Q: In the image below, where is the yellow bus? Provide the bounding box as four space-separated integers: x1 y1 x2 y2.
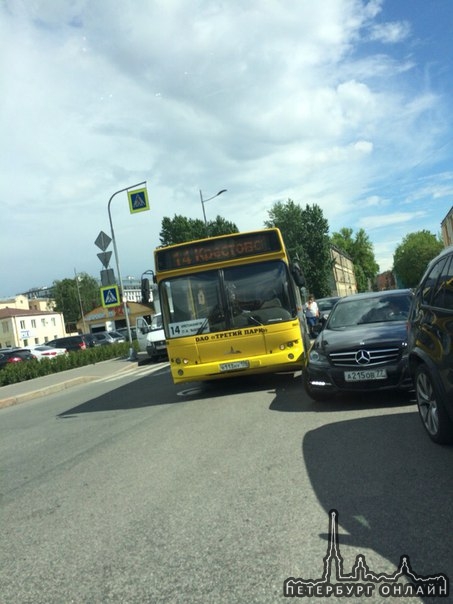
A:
153 228 310 384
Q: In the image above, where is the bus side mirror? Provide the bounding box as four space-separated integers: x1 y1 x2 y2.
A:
141 278 150 304
291 262 305 287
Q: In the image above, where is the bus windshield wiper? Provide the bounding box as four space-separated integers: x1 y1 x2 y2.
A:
248 315 263 326
196 317 209 335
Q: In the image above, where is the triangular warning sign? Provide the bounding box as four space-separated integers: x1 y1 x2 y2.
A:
104 289 118 304
132 193 146 208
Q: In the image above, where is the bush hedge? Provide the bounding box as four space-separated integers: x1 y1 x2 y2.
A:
0 342 138 387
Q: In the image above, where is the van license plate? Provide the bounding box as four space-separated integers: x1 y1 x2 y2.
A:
220 361 250 372
344 369 387 382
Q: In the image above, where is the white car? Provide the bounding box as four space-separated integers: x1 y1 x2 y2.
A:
89 331 126 346
29 345 68 360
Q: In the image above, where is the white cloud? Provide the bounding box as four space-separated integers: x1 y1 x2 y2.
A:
369 21 411 44
358 211 426 230
1 0 452 295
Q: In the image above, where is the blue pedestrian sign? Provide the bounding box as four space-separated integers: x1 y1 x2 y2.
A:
100 285 120 308
128 187 149 214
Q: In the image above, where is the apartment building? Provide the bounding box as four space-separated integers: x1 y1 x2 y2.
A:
329 245 358 296
0 295 66 348
441 206 453 247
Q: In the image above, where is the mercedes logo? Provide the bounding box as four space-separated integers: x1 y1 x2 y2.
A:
355 349 371 365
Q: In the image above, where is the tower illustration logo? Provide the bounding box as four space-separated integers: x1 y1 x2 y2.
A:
283 510 449 598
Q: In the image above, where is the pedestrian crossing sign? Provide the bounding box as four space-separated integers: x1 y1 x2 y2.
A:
128 187 149 214
100 285 120 308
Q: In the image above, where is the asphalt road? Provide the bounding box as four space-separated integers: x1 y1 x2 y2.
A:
1 363 452 603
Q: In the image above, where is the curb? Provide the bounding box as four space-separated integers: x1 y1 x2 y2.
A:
0 376 100 409
0 359 140 410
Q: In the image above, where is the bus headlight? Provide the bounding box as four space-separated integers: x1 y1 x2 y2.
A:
279 340 297 351
174 357 190 365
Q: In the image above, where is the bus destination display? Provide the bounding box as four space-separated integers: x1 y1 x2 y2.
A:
156 230 282 271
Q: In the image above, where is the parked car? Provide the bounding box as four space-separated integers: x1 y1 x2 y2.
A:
0 348 37 369
115 327 137 341
46 335 90 352
311 296 341 335
317 296 341 318
407 245 453 444
82 333 97 348
304 289 414 401
89 331 126 346
28 345 68 360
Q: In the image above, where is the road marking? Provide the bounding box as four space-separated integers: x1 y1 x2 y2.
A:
98 363 169 383
177 387 203 397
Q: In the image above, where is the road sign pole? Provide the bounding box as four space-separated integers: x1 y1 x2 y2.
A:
107 181 146 356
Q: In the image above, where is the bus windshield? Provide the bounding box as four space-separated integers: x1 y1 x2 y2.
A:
160 260 295 338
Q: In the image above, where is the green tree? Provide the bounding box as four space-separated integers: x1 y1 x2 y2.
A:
331 227 379 292
53 273 100 328
393 230 444 287
159 214 238 246
265 200 331 298
265 199 305 255
208 215 239 238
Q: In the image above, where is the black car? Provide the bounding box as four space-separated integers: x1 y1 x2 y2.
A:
312 296 341 335
82 334 97 348
407 245 453 444
0 348 37 369
304 289 413 401
46 335 90 352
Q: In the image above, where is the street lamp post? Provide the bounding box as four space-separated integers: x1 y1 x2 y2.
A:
199 189 227 232
108 181 146 352
74 268 87 334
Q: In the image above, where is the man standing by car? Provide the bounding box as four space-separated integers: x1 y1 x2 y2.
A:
304 294 319 338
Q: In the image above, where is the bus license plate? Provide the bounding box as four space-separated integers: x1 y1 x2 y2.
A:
344 369 387 382
220 361 250 372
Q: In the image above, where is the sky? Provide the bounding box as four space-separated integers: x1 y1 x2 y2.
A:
1 0 453 297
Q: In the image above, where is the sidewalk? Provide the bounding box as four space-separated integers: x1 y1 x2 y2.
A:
0 354 149 409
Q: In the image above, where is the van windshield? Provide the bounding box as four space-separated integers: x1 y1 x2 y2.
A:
151 315 163 330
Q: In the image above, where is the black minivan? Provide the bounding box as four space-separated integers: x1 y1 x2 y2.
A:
407 245 453 444
46 335 91 352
